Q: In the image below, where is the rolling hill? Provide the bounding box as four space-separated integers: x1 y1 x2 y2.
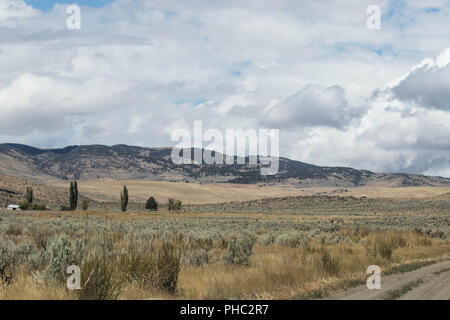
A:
0 173 72 208
0 143 450 188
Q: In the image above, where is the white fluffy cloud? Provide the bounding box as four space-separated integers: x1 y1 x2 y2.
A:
1 0 450 176
0 0 37 25
281 50 450 175
392 48 450 111
261 85 365 129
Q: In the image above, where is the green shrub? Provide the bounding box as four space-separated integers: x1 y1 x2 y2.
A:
28 249 49 271
274 232 304 247
145 197 158 211
167 198 182 211
223 237 254 266
0 240 40 283
15 242 39 266
82 200 89 212
257 233 274 246
32 204 46 211
42 235 75 284
167 198 175 210
19 199 30 210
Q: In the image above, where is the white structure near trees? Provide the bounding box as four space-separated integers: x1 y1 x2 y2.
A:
7 204 20 211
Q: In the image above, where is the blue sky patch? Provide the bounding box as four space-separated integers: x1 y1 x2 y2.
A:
425 7 440 13
229 60 251 77
173 98 186 105
173 98 208 106
194 99 207 106
333 43 398 57
383 0 407 22
24 0 114 12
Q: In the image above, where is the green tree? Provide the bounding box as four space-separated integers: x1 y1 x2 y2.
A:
167 198 182 211
69 181 79 210
74 181 78 210
69 182 74 210
69 182 73 208
82 200 89 212
120 185 128 212
145 197 158 211
25 186 33 204
32 204 46 211
19 199 30 210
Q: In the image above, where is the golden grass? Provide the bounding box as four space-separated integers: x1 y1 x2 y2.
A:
0 271 69 300
1 208 449 300
2 235 448 300
177 235 450 300
48 179 307 204
342 186 450 199
47 179 450 204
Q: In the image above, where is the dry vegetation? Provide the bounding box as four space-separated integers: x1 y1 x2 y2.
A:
1 193 449 300
48 179 308 204
47 179 450 204
0 174 70 208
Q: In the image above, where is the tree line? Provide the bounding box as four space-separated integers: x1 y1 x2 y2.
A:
64 182 181 212
17 182 182 212
18 187 46 211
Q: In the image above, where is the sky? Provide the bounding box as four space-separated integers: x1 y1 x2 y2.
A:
23 0 113 11
0 0 450 176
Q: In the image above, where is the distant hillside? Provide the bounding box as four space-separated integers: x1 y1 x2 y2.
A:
0 173 72 208
0 143 450 187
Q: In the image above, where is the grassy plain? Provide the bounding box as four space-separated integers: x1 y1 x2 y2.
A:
1 192 449 300
47 179 450 204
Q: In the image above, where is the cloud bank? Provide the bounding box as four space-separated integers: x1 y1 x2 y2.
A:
0 0 450 176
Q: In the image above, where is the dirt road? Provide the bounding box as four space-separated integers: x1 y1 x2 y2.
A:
327 258 450 300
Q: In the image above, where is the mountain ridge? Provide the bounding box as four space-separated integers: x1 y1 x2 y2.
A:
0 143 449 187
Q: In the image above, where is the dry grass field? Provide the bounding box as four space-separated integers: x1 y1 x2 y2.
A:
47 179 450 205
48 179 307 204
341 186 450 199
1 192 449 300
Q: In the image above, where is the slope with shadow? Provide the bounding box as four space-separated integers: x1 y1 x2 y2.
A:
0 143 449 187
0 173 84 208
